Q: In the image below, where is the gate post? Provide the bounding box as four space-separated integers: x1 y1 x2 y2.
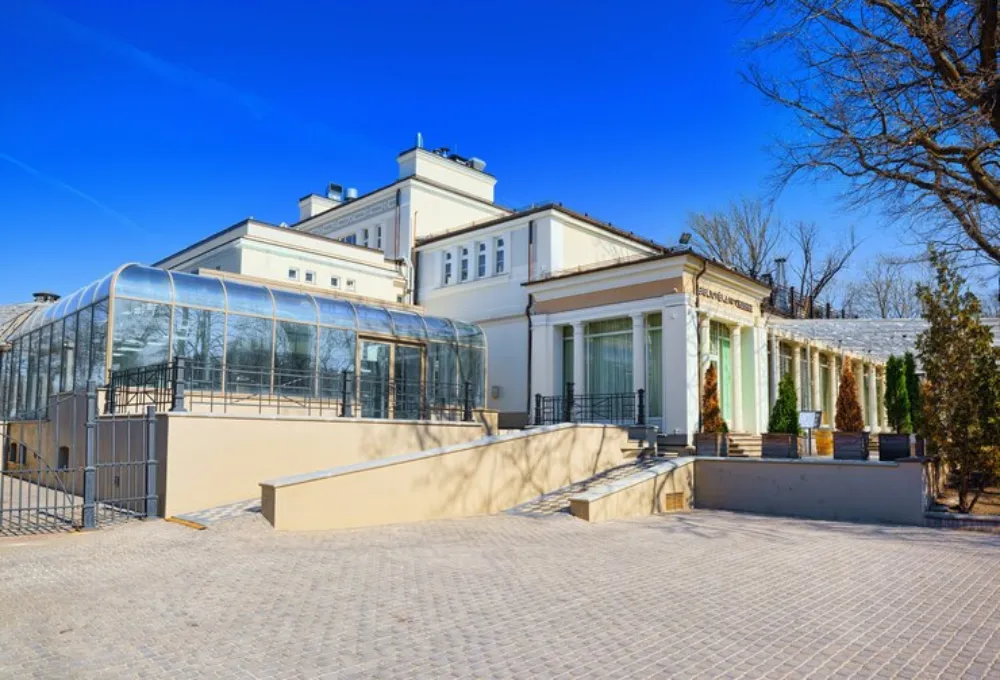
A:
144 405 158 518
534 394 542 426
83 390 97 529
563 382 575 423
170 358 187 412
637 388 646 426
341 370 353 417
463 382 473 422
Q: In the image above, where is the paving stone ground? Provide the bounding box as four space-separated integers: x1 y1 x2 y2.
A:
1 510 999 679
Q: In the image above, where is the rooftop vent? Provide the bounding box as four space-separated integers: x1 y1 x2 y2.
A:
468 157 487 172
33 292 59 303
327 182 344 201
344 187 359 201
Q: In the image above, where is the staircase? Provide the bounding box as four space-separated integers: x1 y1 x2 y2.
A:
654 433 763 457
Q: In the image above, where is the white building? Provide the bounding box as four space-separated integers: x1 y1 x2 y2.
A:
152 141 893 437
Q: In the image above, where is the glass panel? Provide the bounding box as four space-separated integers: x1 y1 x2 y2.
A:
275 321 316 396
427 340 459 407
17 336 29 415
172 306 225 390
459 345 485 408
719 333 732 424
355 304 393 335
223 280 274 317
36 325 50 410
272 290 318 323
393 345 423 419
647 312 662 328
586 325 633 395
359 340 390 418
423 316 456 342
61 289 82 316
90 301 109 386
170 272 225 310
586 318 632 335
114 265 173 303
225 314 273 393
110 300 171 373
93 272 114 304
26 332 38 413
389 310 426 340
317 327 356 397
647 326 662 418
75 305 93 390
49 319 64 396
315 296 357 329
454 320 485 347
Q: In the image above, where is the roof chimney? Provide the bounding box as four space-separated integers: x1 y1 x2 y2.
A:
33 292 60 303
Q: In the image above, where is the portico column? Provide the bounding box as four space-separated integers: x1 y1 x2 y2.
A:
828 353 838 426
810 345 817 410
792 343 803 409
731 325 743 433
699 315 711 389
630 313 646 395
878 368 888 431
572 321 585 396
768 330 779 408
867 363 879 433
853 358 864 411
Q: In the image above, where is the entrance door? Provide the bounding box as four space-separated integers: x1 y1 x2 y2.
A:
360 340 390 418
393 344 423 420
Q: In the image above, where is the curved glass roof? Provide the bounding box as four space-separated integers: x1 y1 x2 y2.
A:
9 263 486 346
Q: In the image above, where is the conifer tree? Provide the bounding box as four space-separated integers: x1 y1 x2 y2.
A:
835 363 865 432
701 364 726 433
767 372 800 435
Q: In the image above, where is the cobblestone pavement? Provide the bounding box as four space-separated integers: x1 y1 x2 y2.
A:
2 511 1000 679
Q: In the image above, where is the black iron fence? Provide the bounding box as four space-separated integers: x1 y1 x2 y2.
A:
764 284 855 320
106 358 476 422
1 389 157 536
534 383 645 426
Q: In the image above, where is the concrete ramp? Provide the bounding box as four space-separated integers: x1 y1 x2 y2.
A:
260 424 632 531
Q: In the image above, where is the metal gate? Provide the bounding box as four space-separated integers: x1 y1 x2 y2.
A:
0 389 158 536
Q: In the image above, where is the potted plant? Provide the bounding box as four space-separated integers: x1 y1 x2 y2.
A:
695 364 729 456
763 373 800 458
834 363 868 460
879 355 913 461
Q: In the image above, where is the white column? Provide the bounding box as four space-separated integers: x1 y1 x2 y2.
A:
792 343 803 409
867 363 879 433
699 315 711 389
731 325 743 433
853 358 864 411
828 352 838 426
768 330 779 407
572 321 585 395
878 368 888 431
810 345 821 413
753 323 768 434
662 297 699 444
630 313 646 395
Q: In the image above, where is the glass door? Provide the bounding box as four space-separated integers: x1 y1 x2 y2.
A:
360 340 390 418
393 344 423 420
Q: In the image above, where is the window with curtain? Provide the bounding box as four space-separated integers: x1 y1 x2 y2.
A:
709 321 732 424
646 313 662 419
561 326 574 393
820 355 832 425
585 318 633 395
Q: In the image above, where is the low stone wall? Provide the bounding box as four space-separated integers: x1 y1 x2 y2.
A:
261 424 631 531
569 458 696 522
158 413 491 517
694 457 930 526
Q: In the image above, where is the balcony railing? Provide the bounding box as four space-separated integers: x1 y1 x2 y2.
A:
533 383 645 426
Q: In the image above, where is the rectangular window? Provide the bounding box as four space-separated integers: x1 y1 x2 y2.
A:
343 234 357 245
477 242 487 278
330 276 340 288
460 247 470 282
288 268 299 281
304 271 315 284
375 225 383 250
443 252 453 285
362 228 369 248
494 237 506 274
346 279 356 292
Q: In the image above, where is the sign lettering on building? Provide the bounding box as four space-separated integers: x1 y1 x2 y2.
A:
697 287 754 313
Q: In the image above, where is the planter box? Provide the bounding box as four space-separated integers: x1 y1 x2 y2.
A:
761 433 798 459
878 434 912 462
833 432 870 460
694 433 728 457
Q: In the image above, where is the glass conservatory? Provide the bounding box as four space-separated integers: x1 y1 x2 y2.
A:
1 264 486 420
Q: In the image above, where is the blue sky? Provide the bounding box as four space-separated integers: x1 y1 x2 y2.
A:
0 0 899 302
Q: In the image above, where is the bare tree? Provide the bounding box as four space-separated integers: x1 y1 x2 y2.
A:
687 198 781 279
787 221 859 303
739 0 1000 267
847 257 921 318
